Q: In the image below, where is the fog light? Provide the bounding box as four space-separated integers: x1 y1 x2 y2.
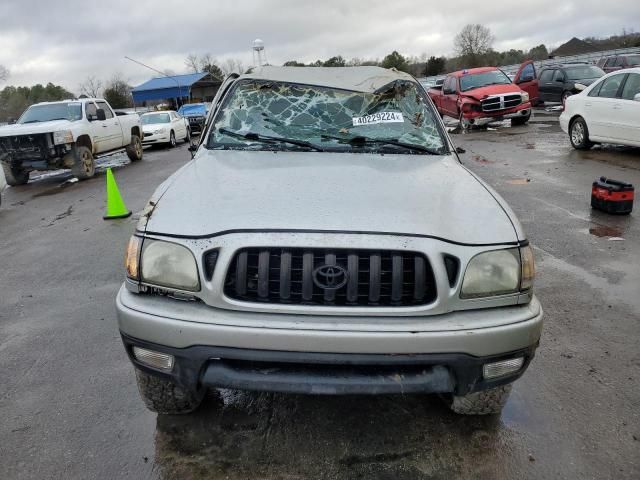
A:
483 357 524 379
132 346 174 371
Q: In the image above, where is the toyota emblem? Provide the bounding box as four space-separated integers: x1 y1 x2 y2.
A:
313 265 348 290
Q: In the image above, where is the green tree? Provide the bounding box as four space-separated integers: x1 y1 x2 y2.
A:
283 60 305 67
527 44 549 60
425 56 446 76
103 75 132 109
323 56 346 67
381 51 410 73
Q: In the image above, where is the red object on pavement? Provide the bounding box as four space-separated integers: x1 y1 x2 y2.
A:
591 177 634 214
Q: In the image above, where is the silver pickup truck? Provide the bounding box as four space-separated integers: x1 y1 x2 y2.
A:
0 98 142 185
117 66 543 416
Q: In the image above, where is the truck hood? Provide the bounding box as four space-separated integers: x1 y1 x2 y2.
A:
461 84 523 101
145 150 519 245
0 120 77 137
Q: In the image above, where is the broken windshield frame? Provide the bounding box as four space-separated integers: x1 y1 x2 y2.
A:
206 78 449 155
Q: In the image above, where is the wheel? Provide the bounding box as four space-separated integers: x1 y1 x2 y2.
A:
458 112 471 131
168 131 176 148
569 117 593 150
71 146 95 180
184 128 191 143
134 369 204 414
126 134 143 162
447 384 512 415
562 91 572 106
1 160 29 185
511 112 531 126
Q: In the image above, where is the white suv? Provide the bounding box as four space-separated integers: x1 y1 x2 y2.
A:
116 66 542 416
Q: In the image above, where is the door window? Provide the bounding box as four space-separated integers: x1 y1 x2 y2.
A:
597 74 625 98
539 69 554 83
444 77 456 93
620 74 640 100
604 58 617 67
85 102 98 120
614 57 625 67
95 101 113 119
520 63 535 81
552 70 565 82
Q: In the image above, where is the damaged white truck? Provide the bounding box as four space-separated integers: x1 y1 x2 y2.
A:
117 66 543 416
0 98 142 185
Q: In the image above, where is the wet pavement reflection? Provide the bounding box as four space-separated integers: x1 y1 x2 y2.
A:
152 390 525 479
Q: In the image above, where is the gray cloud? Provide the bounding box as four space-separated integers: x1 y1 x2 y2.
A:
0 0 638 92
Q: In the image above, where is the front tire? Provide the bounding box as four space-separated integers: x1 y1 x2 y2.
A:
447 384 512 415
569 117 593 150
126 134 143 162
71 146 95 180
511 112 531 126
1 160 29 185
168 131 176 148
134 369 204 414
458 112 471 131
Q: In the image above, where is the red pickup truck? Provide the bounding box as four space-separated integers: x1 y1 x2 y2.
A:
428 61 539 127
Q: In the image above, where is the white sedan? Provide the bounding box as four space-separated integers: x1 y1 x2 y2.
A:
560 67 640 149
140 111 190 147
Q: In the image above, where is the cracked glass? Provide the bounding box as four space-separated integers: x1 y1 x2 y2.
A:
207 79 447 154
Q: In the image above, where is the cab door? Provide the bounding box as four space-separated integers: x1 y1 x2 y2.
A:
441 76 459 117
85 101 109 153
514 61 539 105
537 69 555 102
95 101 123 151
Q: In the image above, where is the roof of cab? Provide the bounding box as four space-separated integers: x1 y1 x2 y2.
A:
238 66 417 92
449 67 500 77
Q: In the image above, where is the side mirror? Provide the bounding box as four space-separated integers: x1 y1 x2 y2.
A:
518 74 534 83
96 109 107 121
443 88 455 95
634 93 640 102
8 118 16 125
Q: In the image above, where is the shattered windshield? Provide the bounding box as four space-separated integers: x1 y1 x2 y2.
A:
459 70 512 91
207 79 447 154
18 103 82 124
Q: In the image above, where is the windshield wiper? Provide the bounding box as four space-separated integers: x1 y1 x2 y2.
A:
20 120 41 124
218 128 323 152
321 134 443 155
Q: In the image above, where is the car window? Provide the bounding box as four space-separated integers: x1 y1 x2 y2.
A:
141 113 171 124
597 74 625 98
208 79 448 154
604 58 616 67
614 57 625 67
85 102 98 120
621 73 640 100
552 70 565 82
520 63 535 81
539 69 554 82
444 77 456 93
626 55 640 66
564 66 605 80
459 70 511 91
95 101 113 119
17 102 83 124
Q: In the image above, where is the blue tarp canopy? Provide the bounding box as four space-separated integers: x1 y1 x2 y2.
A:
131 72 214 103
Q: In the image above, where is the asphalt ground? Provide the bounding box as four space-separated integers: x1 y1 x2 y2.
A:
0 113 639 479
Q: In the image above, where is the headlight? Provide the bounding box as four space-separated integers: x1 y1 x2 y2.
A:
521 92 530 103
53 130 73 145
138 239 200 291
461 246 535 299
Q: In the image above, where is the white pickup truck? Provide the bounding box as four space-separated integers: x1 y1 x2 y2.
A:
0 98 143 185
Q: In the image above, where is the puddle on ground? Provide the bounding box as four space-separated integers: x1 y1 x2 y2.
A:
587 225 623 238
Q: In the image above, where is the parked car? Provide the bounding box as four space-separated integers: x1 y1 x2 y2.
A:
597 54 640 73
141 111 190 147
177 103 208 133
537 63 605 104
560 68 640 149
117 66 542 416
428 62 536 127
0 98 142 185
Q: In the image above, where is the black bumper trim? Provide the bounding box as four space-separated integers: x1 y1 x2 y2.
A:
120 333 536 396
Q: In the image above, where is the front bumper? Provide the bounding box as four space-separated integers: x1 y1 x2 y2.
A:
463 103 531 125
116 286 543 395
142 131 170 144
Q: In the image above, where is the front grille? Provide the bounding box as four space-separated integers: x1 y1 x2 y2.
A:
223 248 437 307
481 94 522 112
0 134 50 159
143 132 153 137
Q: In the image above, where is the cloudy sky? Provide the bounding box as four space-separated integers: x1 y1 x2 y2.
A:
0 0 638 93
